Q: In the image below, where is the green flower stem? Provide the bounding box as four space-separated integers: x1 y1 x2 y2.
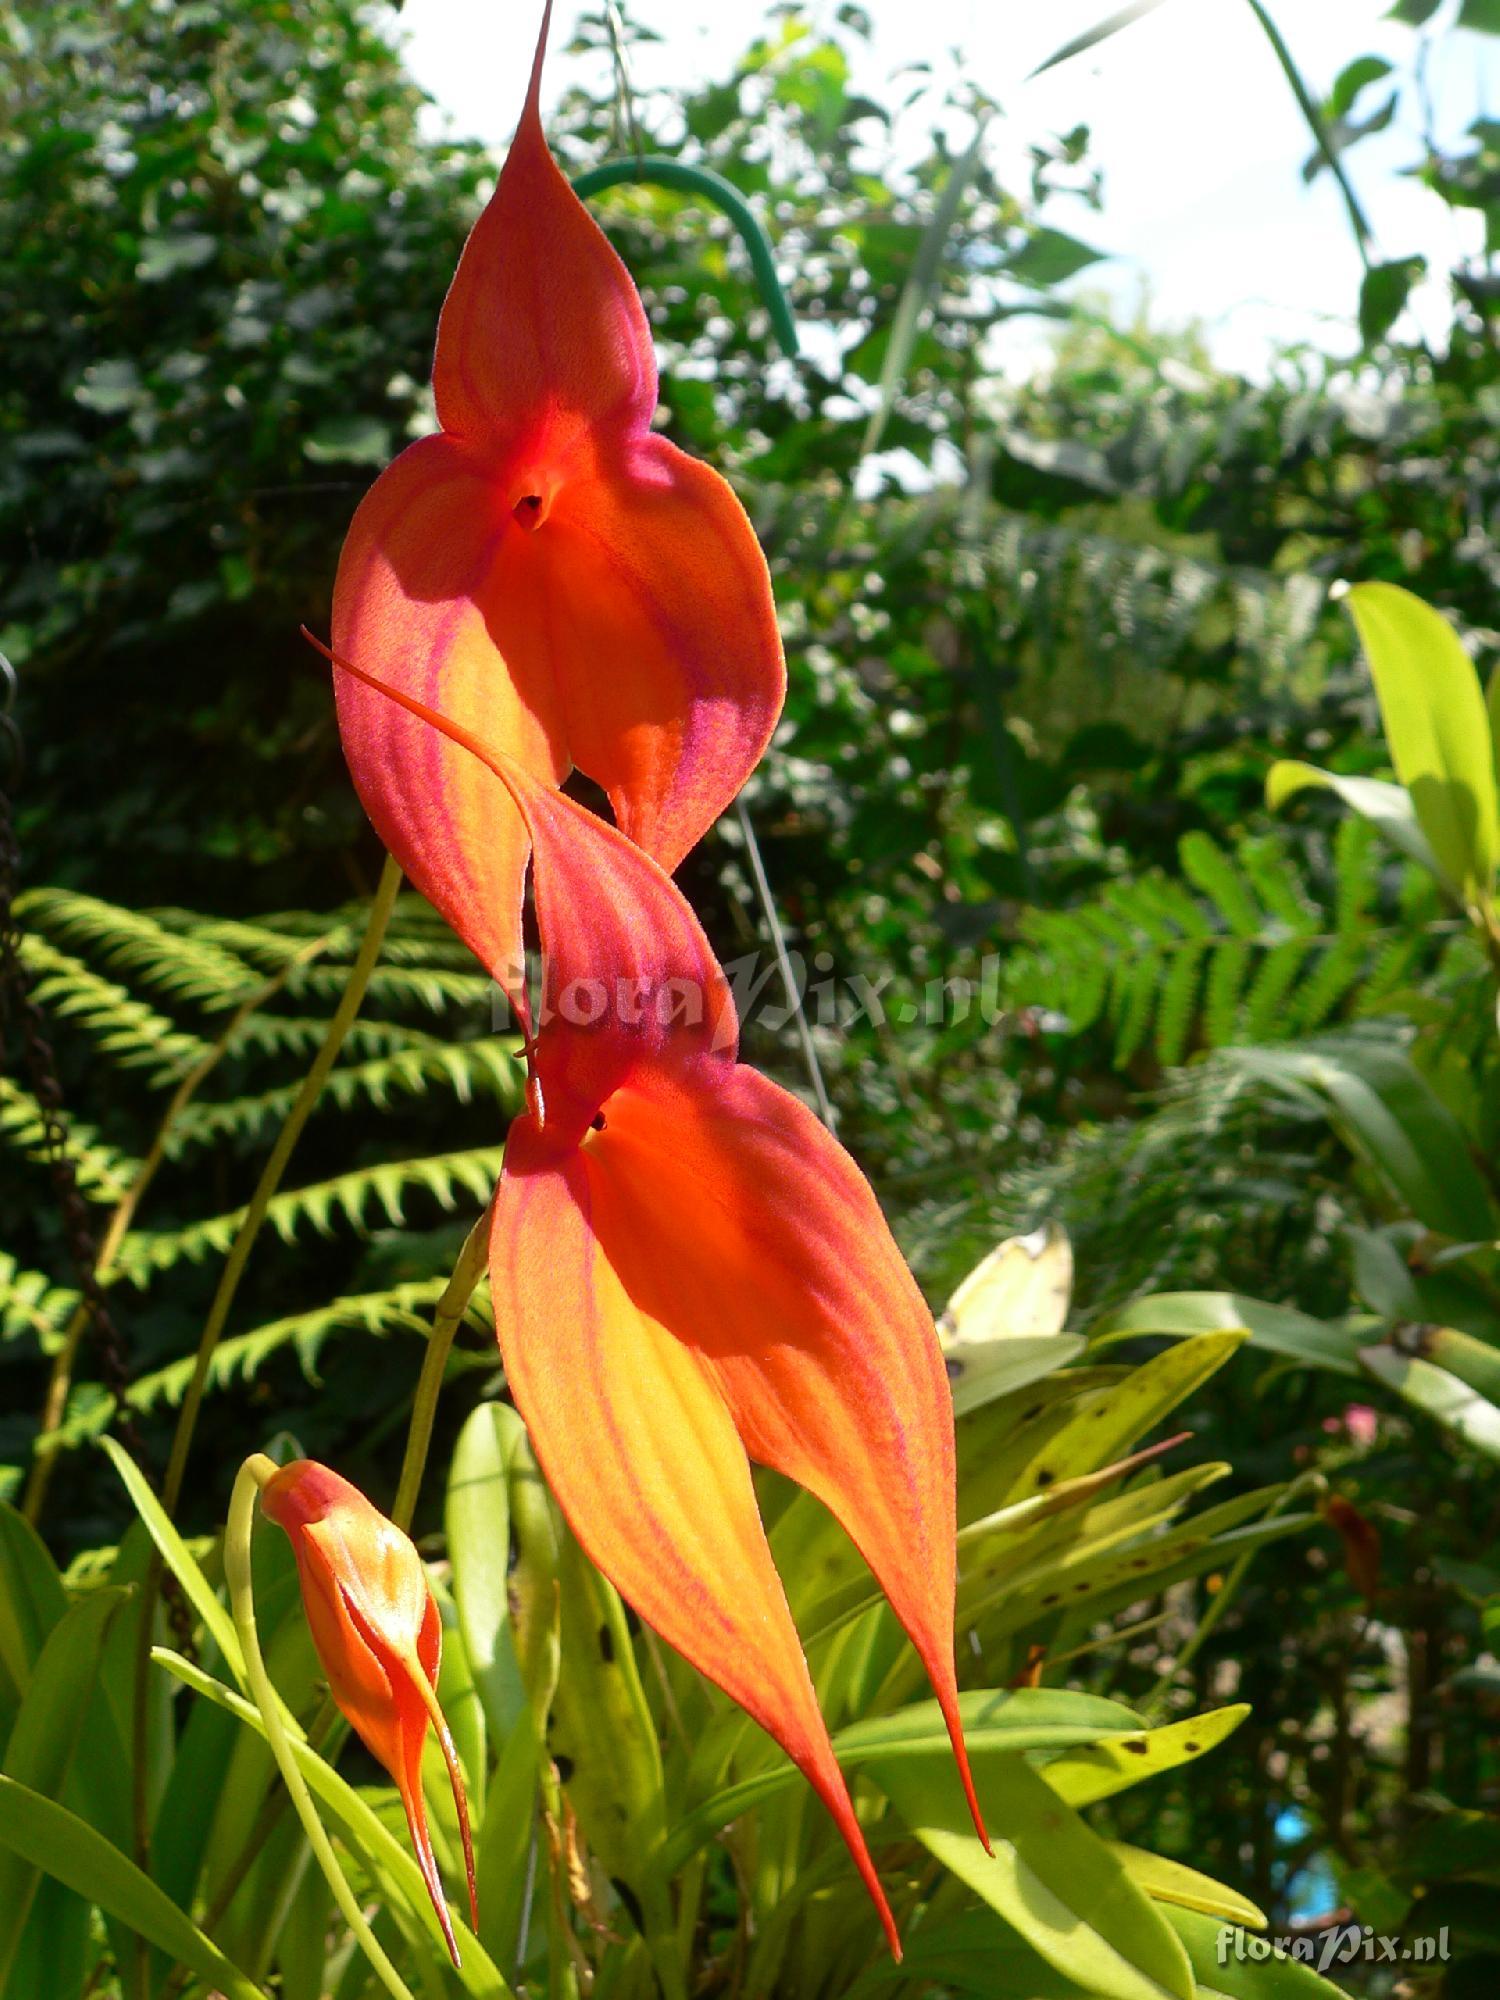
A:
160 854 403 1516
130 856 401 1885
391 1203 492 1534
572 157 800 361
226 1455 417 2000
23 931 334 1527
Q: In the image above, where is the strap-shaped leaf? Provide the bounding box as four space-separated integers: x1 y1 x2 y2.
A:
0 1776 266 2000
1109 1841 1267 1927
1267 761 1444 881
1041 1703 1250 1807
1359 1346 1500 1460
1089 1292 1363 1377
875 1750 1195 2000
1346 582 1499 912
0 1588 124 1987
154 1650 513 1998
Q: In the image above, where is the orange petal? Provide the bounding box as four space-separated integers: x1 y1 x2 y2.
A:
559 1063 986 1850
319 647 738 1120
262 1462 474 1964
490 1135 902 1958
432 0 654 448
331 432 566 989
536 433 785 872
332 0 784 962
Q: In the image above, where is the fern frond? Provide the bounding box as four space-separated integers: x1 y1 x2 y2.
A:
130 1277 496 1407
1003 825 1453 1063
284 960 498 1015
45 1280 497 1455
1240 937 1311 1042
15 889 258 1009
1178 833 1262 938
0 1078 139 1204
19 935 210 1083
0 1251 79 1352
169 1040 523 1152
218 1014 448 1062
117 1145 506 1280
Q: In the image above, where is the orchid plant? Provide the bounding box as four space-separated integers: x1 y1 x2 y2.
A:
0 9 1356 2000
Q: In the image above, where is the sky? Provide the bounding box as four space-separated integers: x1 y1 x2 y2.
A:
395 0 1495 378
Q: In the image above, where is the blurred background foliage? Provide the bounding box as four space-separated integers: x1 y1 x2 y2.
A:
3 0 1500 1985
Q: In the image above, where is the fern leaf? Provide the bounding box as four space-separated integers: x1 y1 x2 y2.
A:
0 1078 139 1204
1293 935 1371 1034
117 1145 507 1281
170 1040 523 1152
46 1281 497 1456
16 889 257 1009
0 1252 78 1352
1332 814 1378 935
1240 937 1311 1042
1203 937 1252 1049
1238 835 1319 936
20 935 210 1083
220 1014 446 1062
1155 938 1207 1067
1112 948 1161 1065
1178 832 1263 938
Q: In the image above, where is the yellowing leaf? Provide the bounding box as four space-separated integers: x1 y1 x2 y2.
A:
1110 1842 1267 1928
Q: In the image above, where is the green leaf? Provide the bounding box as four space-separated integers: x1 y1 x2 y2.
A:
945 1334 1086 1418
1422 1326 1500 1403
1006 1331 1246 1498
1027 0 1171 76
1041 1705 1251 1807
1111 1843 1266 1927
1089 1292 1362 1376
1163 1906 1347 2000
875 1751 1195 2000
1458 0 1500 28
1266 761 1445 880
99 1435 244 1683
446 1405 526 1744
1345 582 1500 910
861 118 989 457
1387 0 1442 20
1244 0 1372 250
1359 1346 1500 1458
842 1687 1141 1765
659 1687 1139 1875
1359 257 1426 344
1329 55 1394 118
0 1776 266 2000
1224 1039 1496 1242
0 1504 67 1716
0 1588 125 1989
153 1651 513 1997
1005 227 1108 288
548 1531 667 1914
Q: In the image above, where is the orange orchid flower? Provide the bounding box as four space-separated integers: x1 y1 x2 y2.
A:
331 0 785 984
261 1458 478 1966
329 652 989 1956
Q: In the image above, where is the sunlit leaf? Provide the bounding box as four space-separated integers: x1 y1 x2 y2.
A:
1345 582 1499 910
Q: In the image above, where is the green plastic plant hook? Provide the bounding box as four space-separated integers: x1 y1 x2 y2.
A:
573 155 801 361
